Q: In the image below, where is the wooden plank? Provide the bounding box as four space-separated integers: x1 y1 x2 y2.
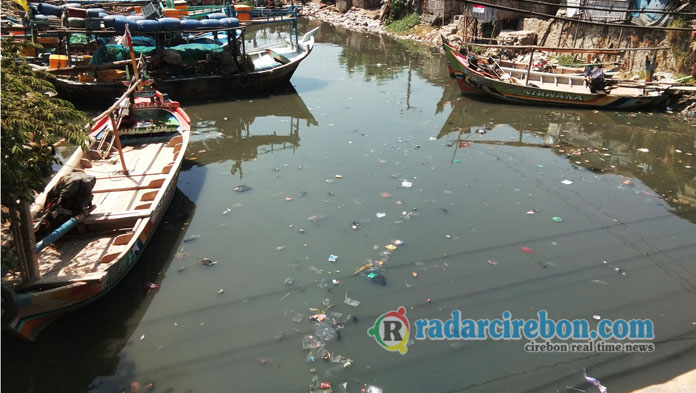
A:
84 210 150 224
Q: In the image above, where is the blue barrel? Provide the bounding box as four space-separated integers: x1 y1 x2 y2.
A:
67 17 85 28
86 8 104 18
136 19 160 32
207 12 226 20
201 19 222 28
127 14 145 21
103 14 117 27
158 17 181 31
219 17 240 28
34 14 48 22
113 16 138 32
98 12 107 18
37 3 63 17
180 18 202 30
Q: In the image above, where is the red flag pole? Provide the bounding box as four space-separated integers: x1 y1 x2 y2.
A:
124 24 139 80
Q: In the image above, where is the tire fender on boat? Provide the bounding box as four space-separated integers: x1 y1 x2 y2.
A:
1 285 18 329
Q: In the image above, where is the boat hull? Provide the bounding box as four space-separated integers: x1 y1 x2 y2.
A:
444 44 672 110
54 42 312 105
9 174 178 340
5 94 191 340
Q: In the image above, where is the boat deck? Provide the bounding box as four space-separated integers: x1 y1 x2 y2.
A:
501 68 667 97
37 134 183 282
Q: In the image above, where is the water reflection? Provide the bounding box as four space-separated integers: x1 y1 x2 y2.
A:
185 86 317 178
311 21 448 86
1 190 195 393
438 93 696 221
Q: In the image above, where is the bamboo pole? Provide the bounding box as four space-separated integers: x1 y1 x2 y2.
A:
92 79 142 123
455 42 670 54
109 113 129 175
525 48 535 86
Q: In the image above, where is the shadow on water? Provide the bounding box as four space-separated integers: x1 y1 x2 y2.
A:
1 190 196 393
437 91 696 223
184 85 317 178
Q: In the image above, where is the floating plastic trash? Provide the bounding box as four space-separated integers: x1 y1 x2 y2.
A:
385 244 397 251
401 181 413 188
583 369 608 393
376 212 386 218
561 180 573 185
328 254 338 262
233 185 251 192
344 297 360 307
552 216 563 222
520 247 534 254
315 322 337 341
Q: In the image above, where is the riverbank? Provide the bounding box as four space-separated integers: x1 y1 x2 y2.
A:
301 1 696 118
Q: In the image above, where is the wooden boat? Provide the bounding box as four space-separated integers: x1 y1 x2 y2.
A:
443 43 676 110
46 26 319 104
2 80 190 340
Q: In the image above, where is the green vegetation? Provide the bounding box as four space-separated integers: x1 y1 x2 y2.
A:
551 53 585 66
666 17 695 75
386 13 420 33
469 45 484 55
1 39 89 271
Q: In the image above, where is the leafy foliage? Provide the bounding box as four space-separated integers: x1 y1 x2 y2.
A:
1 39 90 219
386 13 420 33
384 0 414 24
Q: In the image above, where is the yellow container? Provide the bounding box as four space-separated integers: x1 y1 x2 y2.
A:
162 8 180 18
49 54 68 69
174 0 188 15
97 69 126 83
78 73 95 82
234 4 251 21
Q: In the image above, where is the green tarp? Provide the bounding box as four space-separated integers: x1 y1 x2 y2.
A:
89 43 223 65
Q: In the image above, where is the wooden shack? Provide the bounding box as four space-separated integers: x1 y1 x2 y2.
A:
425 0 562 25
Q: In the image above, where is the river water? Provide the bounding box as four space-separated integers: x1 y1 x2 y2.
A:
3 19 696 393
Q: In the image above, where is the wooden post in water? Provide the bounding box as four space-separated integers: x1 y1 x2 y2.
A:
13 202 41 283
109 112 129 175
525 48 535 86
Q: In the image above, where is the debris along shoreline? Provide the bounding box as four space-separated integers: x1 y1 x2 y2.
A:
301 1 696 118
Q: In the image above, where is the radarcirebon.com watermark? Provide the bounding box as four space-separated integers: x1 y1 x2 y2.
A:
367 308 654 355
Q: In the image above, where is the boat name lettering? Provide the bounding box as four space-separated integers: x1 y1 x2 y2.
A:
133 101 173 109
498 85 583 101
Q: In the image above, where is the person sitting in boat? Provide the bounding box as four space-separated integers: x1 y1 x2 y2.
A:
585 65 616 94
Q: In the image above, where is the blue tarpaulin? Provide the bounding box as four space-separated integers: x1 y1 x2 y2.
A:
631 0 675 27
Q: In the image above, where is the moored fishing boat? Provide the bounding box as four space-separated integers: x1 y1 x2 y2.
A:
443 42 677 110
25 3 318 104
1 78 190 340
49 26 318 104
